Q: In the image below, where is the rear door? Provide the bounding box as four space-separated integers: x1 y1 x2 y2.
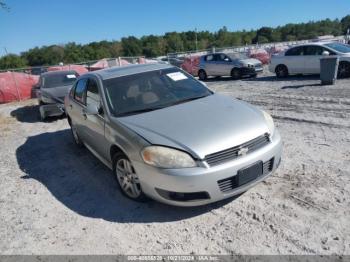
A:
284 46 305 74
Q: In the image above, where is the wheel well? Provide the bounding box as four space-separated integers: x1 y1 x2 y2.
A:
275 64 287 72
198 69 206 74
67 115 72 126
110 144 125 162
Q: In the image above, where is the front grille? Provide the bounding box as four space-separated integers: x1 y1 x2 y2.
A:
204 133 270 167
218 157 274 193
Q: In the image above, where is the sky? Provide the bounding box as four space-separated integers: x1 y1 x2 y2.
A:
0 0 349 56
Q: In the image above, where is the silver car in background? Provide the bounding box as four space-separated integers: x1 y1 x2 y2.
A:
269 42 350 78
198 52 263 80
65 63 282 206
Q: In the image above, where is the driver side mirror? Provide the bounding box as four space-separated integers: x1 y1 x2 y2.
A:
322 51 330 56
85 103 99 115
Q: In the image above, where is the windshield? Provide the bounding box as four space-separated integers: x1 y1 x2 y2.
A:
228 52 249 60
103 68 212 117
324 43 350 53
42 72 78 88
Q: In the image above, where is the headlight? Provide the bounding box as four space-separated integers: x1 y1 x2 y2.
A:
141 146 197 169
262 110 275 136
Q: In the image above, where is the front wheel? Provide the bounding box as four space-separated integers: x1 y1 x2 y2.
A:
231 68 241 80
338 62 350 79
113 153 148 202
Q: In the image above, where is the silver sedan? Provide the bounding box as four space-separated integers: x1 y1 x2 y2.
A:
64 63 282 206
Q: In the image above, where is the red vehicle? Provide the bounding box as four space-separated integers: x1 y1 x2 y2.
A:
0 72 39 103
248 49 271 65
181 56 200 76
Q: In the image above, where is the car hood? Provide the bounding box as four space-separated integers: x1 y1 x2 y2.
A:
41 85 73 103
117 94 270 159
239 58 262 65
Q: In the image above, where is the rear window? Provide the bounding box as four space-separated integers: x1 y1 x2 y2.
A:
42 72 78 88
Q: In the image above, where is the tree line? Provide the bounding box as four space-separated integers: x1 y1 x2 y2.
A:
1 15 350 70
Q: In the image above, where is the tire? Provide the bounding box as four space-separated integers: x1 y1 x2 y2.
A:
112 153 148 202
70 122 83 147
337 62 350 79
231 68 241 80
275 65 289 78
198 70 207 81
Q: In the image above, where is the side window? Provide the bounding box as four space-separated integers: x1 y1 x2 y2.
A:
86 79 100 107
304 45 324 56
222 54 231 62
285 46 304 56
213 54 221 61
74 78 88 104
206 55 214 61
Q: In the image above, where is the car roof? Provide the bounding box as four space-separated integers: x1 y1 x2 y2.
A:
201 52 223 58
90 63 175 80
41 70 77 77
291 41 335 48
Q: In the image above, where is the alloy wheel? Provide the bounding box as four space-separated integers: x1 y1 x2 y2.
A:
338 62 350 78
115 158 141 199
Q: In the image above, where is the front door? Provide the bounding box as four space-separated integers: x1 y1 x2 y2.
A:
80 77 109 161
69 78 88 137
303 45 324 74
215 53 233 76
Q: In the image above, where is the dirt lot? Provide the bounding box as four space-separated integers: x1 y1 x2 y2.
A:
0 69 349 255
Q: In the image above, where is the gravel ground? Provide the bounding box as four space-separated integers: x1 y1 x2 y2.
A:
0 69 349 255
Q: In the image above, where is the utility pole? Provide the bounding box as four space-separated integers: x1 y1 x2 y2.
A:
195 28 198 52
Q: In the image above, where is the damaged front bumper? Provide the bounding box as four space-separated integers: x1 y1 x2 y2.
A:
39 103 65 120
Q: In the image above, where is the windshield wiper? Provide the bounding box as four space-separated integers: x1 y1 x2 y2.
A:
117 94 211 117
117 106 165 117
169 94 210 106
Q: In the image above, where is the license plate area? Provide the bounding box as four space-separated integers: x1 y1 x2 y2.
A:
235 161 263 186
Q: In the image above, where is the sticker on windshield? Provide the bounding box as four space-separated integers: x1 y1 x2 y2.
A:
166 72 188 81
66 74 76 79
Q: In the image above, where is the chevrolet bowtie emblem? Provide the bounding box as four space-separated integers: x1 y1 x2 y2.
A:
238 147 249 156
